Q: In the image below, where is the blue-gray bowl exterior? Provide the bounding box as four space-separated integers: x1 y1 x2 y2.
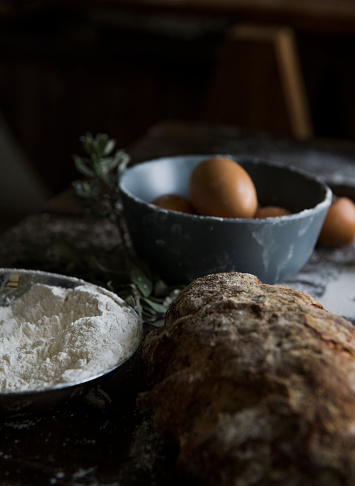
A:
119 155 332 284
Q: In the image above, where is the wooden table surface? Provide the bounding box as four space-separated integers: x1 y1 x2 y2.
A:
0 120 355 485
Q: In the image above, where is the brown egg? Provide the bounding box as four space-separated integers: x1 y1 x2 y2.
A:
188 157 258 218
318 196 355 246
254 206 291 219
151 193 194 214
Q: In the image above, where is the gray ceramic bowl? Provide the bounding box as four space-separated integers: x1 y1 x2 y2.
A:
119 155 332 284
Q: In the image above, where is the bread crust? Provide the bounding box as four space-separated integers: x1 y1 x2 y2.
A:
139 272 355 486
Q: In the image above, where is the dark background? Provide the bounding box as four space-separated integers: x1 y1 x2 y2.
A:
1 1 355 224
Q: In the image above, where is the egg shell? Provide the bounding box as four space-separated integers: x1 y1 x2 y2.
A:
188 156 258 218
151 193 194 214
254 206 291 218
318 196 355 246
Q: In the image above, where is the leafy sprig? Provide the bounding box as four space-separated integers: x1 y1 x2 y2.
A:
73 133 130 201
71 133 182 324
72 133 132 263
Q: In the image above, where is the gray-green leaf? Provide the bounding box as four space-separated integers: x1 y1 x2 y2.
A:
103 139 116 155
130 266 153 297
141 296 168 314
73 155 95 177
72 180 93 198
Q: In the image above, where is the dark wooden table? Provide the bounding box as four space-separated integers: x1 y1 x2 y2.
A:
0 121 355 485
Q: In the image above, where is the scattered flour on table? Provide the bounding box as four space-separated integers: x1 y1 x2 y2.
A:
0 283 141 392
317 265 355 322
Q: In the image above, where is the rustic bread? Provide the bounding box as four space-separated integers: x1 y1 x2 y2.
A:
139 272 355 486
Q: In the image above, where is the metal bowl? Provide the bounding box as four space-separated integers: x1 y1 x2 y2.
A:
119 155 332 284
0 268 142 415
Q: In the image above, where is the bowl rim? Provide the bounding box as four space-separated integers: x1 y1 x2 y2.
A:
119 154 333 222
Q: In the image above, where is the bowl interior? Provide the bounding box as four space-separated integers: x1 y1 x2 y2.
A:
120 155 330 215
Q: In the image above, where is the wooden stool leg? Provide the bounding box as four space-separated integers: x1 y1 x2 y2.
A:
202 24 313 140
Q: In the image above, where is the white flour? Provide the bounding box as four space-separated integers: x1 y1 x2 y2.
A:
0 283 141 392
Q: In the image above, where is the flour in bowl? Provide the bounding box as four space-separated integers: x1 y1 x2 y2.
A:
0 283 142 392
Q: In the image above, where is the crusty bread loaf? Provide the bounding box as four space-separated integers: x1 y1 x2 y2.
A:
139 272 355 486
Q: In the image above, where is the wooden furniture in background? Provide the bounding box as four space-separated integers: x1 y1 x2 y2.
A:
72 0 355 35
203 24 313 140
1 2 355 196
